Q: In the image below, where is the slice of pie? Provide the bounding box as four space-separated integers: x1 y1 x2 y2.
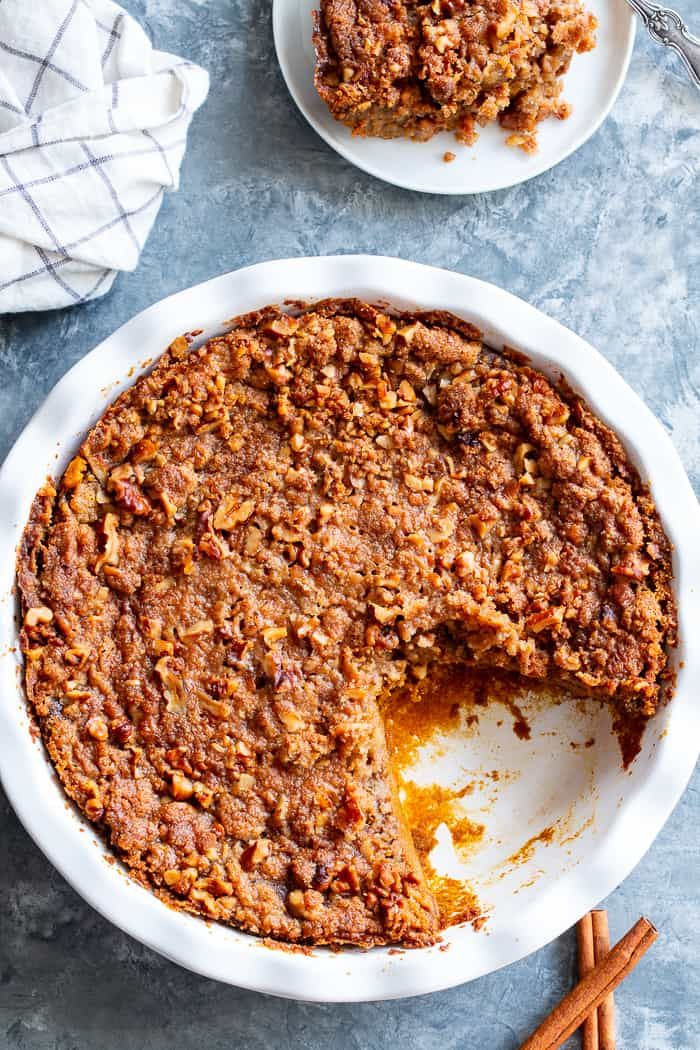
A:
313 0 597 152
18 300 676 947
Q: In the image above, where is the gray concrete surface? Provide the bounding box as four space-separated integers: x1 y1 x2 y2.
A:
1 1 698 1047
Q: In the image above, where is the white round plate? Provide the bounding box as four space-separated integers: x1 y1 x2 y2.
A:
273 0 635 194
1 257 698 1002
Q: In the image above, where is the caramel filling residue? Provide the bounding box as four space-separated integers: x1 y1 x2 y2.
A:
427 875 483 929
399 780 485 926
384 666 487 927
383 663 618 926
382 668 464 768
506 825 555 867
399 781 483 859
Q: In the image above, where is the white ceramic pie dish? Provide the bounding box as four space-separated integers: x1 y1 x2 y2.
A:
1 256 698 1002
273 0 635 194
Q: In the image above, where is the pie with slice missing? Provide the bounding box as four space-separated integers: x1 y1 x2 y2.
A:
18 300 676 948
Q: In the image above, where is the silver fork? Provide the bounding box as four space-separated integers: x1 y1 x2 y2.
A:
624 0 700 88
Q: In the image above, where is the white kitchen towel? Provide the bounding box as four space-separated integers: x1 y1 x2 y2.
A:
0 0 209 313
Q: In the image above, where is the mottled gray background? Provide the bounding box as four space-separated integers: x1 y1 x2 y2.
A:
1 1 698 1047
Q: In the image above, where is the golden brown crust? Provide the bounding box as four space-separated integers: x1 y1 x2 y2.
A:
18 299 676 948
313 0 597 151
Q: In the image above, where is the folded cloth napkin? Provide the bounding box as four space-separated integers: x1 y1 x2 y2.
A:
0 0 209 313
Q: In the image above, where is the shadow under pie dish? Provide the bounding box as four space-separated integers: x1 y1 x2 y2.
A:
313 0 598 153
17 297 676 951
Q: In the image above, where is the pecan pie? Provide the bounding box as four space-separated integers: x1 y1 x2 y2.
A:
313 0 597 152
18 300 676 948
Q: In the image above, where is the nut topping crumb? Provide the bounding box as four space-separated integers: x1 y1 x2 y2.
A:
25 606 53 628
214 496 255 531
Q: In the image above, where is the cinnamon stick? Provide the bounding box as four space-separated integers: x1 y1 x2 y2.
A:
592 910 616 1050
576 913 599 1050
519 917 657 1050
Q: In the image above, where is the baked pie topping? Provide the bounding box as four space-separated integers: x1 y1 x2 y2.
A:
19 300 675 947
313 0 597 152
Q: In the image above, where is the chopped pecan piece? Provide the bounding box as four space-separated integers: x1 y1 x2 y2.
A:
112 478 151 516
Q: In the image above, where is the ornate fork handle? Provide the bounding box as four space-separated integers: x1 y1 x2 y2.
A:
626 0 700 88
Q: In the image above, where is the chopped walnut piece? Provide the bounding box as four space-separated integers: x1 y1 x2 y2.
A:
201 876 233 897
611 554 650 581
163 868 196 895
375 315 397 345
310 628 331 648
286 889 322 921
188 887 218 915
198 528 226 560
165 746 192 773
240 838 271 871
86 716 108 741
428 517 455 543
338 790 365 829
526 607 565 633
454 550 476 576
370 603 399 624
262 315 299 338
24 606 53 628
515 443 539 478
112 478 151 516
198 694 230 719
65 645 90 667
278 707 305 732
171 537 195 575
271 794 289 828
159 491 178 520
95 512 119 573
170 771 194 800
404 473 433 493
155 657 187 713
131 437 158 464
112 722 134 745
179 619 214 639
468 513 495 539
193 782 215 808
262 626 287 647
396 323 421 345
506 132 538 154
243 525 263 555
214 496 255 531
232 772 255 796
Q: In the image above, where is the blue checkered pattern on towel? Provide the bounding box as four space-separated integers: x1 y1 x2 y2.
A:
0 0 209 313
